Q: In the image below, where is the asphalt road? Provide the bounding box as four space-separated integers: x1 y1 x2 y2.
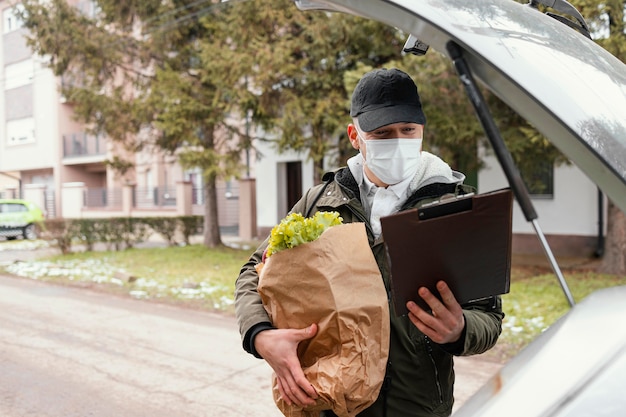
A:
0 274 281 417
0 244 503 416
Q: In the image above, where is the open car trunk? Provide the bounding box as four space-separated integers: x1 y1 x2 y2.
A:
293 1 626 415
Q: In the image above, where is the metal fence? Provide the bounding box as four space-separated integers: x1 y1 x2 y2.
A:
0 190 20 199
192 184 239 233
83 188 122 209
78 184 239 235
134 186 177 208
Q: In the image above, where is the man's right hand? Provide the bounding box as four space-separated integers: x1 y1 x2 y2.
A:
254 324 319 407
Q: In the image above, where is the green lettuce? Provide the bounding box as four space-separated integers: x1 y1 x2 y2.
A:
265 211 343 258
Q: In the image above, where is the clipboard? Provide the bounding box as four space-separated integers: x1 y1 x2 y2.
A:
380 188 513 316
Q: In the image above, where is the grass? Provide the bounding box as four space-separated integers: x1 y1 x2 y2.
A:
2 241 254 313
493 262 626 360
2 239 626 360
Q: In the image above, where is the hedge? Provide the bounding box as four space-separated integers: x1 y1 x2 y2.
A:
40 216 203 254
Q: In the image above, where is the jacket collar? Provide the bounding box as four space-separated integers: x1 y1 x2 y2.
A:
331 166 462 210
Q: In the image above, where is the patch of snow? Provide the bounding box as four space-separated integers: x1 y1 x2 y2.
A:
0 239 50 251
3 257 234 311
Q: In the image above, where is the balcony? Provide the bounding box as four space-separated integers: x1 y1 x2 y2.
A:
62 133 107 164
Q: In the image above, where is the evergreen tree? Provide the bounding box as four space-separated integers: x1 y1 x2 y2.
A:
19 0 247 247
219 0 403 181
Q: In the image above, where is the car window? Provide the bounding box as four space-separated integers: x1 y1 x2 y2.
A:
5 203 27 213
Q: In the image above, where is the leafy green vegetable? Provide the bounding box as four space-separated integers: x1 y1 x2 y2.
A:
265 211 343 258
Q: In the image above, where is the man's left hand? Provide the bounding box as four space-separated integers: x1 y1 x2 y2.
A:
406 281 465 344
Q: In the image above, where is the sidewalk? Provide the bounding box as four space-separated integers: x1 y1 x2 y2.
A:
453 355 503 412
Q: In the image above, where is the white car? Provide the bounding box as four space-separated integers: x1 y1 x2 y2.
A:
294 0 626 415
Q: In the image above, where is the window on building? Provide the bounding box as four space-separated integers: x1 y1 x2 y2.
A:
224 179 238 199
144 168 153 190
6 117 35 146
3 5 24 34
4 59 34 90
186 170 203 204
76 1 100 18
521 160 554 198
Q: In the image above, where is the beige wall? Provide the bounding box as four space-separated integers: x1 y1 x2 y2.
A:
62 182 192 219
21 168 52 185
60 165 105 187
0 171 19 189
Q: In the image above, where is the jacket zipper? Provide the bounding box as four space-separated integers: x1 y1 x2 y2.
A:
425 336 444 404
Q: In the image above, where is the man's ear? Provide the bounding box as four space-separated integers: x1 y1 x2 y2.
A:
347 124 360 150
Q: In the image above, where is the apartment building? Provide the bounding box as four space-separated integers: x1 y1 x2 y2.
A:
0 1 113 216
0 1 240 232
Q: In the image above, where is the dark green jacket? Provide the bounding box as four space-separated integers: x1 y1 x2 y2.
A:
235 167 504 417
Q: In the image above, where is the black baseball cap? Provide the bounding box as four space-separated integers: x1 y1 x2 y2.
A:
350 68 426 132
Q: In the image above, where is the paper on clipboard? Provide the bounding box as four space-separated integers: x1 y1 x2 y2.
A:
380 188 513 316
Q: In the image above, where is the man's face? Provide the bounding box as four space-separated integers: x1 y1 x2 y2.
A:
347 122 424 187
348 122 424 159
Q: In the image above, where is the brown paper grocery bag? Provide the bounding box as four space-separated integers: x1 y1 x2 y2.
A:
257 222 390 417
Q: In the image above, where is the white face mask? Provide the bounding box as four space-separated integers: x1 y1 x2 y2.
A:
360 137 423 185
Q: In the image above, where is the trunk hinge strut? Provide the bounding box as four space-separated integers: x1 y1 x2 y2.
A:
446 40 575 308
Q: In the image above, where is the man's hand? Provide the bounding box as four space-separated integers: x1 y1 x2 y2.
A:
254 324 319 407
406 281 465 344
